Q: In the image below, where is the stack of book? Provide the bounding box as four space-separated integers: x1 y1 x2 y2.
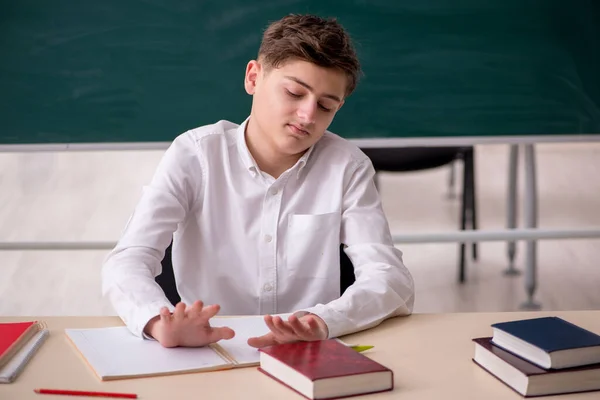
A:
473 316 600 397
0 321 48 384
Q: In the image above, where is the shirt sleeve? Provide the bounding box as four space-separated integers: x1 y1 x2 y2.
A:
102 133 203 338
295 156 415 338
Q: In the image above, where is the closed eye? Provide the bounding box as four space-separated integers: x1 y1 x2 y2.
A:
318 104 332 112
286 90 301 98
287 89 333 112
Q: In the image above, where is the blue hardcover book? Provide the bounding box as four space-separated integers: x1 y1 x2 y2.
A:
491 317 600 370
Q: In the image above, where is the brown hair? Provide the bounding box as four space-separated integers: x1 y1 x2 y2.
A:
258 14 362 97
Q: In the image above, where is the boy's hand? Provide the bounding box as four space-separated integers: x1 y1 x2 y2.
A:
247 314 328 348
144 300 235 348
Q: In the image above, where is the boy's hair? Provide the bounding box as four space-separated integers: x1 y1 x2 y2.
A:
258 14 362 97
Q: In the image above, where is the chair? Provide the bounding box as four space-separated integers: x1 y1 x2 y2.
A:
361 146 477 283
155 242 356 306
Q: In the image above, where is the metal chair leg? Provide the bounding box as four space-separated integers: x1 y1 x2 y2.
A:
467 149 478 260
458 153 470 283
447 161 457 199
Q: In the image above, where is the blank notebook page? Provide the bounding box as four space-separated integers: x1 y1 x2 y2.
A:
65 327 229 378
211 314 292 366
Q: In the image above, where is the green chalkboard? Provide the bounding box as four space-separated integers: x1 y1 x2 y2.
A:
1 0 599 145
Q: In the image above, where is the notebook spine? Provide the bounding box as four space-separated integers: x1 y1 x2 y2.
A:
0 329 49 383
209 343 238 366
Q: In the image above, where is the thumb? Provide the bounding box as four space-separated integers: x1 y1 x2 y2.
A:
247 333 276 348
208 326 235 342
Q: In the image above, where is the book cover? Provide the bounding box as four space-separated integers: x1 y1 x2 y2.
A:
259 340 391 381
491 317 600 353
0 321 41 369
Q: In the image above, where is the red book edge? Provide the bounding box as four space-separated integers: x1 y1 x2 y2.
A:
258 367 393 400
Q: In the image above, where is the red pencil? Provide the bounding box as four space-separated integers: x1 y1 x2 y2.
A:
34 389 137 399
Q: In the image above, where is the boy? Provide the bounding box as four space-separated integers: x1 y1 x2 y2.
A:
102 14 414 348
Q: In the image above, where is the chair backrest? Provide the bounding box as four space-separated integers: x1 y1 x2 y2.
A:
154 241 180 306
362 146 472 173
155 242 356 307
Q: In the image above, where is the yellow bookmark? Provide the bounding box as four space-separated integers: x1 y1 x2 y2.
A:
350 345 374 353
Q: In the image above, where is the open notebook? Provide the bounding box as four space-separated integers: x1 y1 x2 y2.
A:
65 315 290 381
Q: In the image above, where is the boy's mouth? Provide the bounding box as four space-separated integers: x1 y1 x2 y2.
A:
287 124 310 136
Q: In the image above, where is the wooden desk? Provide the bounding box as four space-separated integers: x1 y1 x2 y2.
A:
2 311 599 399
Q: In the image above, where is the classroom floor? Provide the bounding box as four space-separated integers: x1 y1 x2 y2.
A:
1 142 599 316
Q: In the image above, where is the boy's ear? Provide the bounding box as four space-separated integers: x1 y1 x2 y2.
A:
244 60 262 95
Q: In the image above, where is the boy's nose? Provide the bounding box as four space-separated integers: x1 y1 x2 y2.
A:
297 101 317 125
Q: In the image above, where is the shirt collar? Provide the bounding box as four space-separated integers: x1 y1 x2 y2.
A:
236 118 260 177
295 142 315 178
236 117 317 180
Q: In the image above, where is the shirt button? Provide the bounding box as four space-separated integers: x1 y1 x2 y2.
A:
263 283 273 292
270 188 278 196
264 234 272 243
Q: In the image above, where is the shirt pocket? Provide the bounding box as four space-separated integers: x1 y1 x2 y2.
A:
286 212 341 278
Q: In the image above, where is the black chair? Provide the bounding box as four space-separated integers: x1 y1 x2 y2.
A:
361 146 477 283
155 242 356 306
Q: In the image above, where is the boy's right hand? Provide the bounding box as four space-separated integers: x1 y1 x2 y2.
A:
144 300 235 348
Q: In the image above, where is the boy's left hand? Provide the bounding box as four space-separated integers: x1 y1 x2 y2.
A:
247 313 328 348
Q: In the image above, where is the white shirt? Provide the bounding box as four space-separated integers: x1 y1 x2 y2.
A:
102 118 414 339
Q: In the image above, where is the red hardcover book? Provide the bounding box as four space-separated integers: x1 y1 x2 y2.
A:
0 321 42 369
258 340 393 400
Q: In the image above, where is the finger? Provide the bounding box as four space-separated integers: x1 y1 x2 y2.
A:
264 315 287 338
196 303 221 320
306 317 321 331
288 315 313 339
207 326 235 342
187 300 204 317
159 307 171 324
273 316 296 337
305 317 323 336
305 315 328 339
173 302 186 321
247 332 277 348
184 300 201 313
273 317 297 341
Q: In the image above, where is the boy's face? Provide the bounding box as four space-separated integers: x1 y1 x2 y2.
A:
244 59 346 157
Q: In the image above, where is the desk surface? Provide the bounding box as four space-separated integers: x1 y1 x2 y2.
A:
1 311 599 400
